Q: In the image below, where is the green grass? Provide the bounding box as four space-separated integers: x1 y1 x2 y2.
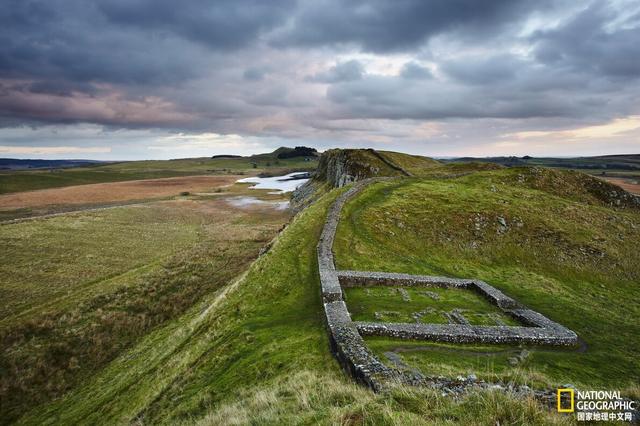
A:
0 156 316 194
1 206 201 321
377 150 443 176
366 338 582 389
344 286 520 326
193 370 571 426
334 170 640 392
12 185 574 425
13 185 340 425
0 196 288 423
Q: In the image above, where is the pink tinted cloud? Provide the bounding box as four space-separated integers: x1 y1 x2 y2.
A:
0 80 194 127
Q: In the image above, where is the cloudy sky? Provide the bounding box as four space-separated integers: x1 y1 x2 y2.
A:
1 0 639 160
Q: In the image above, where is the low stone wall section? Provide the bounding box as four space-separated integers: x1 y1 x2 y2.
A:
338 270 577 345
323 301 396 391
337 270 519 310
356 322 577 346
337 270 472 288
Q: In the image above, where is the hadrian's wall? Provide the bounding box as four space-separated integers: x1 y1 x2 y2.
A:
317 178 578 393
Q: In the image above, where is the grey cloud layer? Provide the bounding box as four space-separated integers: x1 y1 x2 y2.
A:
273 0 554 52
532 3 640 78
0 0 639 139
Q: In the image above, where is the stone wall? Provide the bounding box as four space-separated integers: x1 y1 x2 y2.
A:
318 180 398 388
317 177 579 398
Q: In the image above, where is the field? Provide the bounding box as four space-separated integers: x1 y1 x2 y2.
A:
601 176 640 195
333 168 640 392
0 175 240 221
0 184 290 423
0 155 316 195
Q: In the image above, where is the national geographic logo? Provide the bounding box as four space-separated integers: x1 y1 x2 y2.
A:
558 388 636 422
557 388 575 413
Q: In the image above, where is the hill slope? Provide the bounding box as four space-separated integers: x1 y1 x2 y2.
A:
8 148 639 424
17 185 567 425
333 168 639 391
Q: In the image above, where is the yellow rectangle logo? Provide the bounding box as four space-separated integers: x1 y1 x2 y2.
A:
557 388 575 413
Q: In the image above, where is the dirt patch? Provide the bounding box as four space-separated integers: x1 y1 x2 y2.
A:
602 177 640 195
0 175 240 209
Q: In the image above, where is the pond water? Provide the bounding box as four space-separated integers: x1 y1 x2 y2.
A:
236 172 309 194
226 196 289 210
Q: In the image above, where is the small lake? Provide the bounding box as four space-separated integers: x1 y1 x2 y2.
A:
236 172 309 194
226 196 290 210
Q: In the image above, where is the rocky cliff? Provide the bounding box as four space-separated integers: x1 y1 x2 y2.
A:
314 149 409 188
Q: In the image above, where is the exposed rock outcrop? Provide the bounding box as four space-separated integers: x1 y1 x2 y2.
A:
315 149 407 188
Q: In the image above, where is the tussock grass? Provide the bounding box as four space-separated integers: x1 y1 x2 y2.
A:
195 370 571 426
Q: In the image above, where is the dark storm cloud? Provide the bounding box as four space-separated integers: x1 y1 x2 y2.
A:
243 67 268 81
0 1 198 87
0 0 296 128
325 67 640 122
97 0 295 51
0 0 293 87
531 3 640 79
273 0 554 52
317 1 640 124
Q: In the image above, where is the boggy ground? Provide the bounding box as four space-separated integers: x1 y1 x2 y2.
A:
333 168 640 393
0 175 242 221
0 175 238 209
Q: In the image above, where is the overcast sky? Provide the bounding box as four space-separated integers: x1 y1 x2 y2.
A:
1 0 639 159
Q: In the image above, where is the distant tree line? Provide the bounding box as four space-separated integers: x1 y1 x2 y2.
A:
276 146 318 159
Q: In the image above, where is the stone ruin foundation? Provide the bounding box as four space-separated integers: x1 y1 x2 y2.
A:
318 178 581 402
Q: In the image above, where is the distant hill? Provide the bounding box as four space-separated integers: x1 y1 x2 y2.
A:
443 154 640 171
210 154 242 159
249 146 318 161
275 146 318 159
0 158 106 170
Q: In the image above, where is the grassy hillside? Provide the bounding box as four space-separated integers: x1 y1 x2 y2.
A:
0 194 289 423
13 185 568 425
0 154 316 195
377 150 442 176
333 167 640 392
445 154 640 171
5 148 634 424
445 154 640 195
